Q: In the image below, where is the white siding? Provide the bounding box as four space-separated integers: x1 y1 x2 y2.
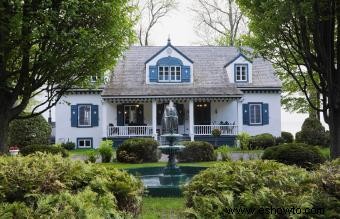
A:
55 94 103 148
226 56 253 83
210 101 238 125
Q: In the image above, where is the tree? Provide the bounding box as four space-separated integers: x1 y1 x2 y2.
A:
0 0 135 152
191 0 248 46
132 0 177 46
237 0 340 158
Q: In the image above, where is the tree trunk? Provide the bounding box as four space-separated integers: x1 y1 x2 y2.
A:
329 107 340 159
0 112 10 154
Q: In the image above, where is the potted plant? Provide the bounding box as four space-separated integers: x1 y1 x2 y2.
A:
212 128 221 148
9 146 20 156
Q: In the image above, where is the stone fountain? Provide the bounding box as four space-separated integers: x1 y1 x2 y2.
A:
127 101 206 196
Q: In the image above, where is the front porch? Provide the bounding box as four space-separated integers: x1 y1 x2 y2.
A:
102 96 242 145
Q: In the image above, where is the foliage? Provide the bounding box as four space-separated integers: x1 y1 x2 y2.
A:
274 136 285 145
236 132 251 150
296 118 328 147
8 114 51 148
117 138 159 163
0 154 144 217
177 141 216 162
249 133 275 149
214 145 231 161
61 141 76 150
140 197 185 218
20 144 68 157
184 160 318 218
262 143 325 169
98 140 114 163
87 150 99 163
211 128 221 137
281 131 294 143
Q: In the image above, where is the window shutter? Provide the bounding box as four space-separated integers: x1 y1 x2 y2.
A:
242 104 249 125
181 66 191 82
136 105 144 124
262 103 269 125
117 104 124 126
176 104 184 125
91 105 99 127
71 105 78 127
149 66 158 82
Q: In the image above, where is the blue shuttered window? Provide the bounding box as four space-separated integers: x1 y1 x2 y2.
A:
91 105 99 126
149 66 158 82
243 103 269 126
181 66 191 82
71 104 99 127
262 103 269 125
242 104 249 125
71 105 78 127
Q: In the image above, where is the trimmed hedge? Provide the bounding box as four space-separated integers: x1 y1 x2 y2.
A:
0 154 144 217
249 133 275 149
61 141 76 150
262 143 325 169
117 138 159 163
177 141 215 162
8 114 51 148
184 160 320 218
98 140 113 163
281 131 294 143
20 144 69 157
296 117 328 146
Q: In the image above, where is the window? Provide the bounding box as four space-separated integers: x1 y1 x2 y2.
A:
249 104 262 125
124 105 139 125
91 75 98 82
159 66 181 82
78 105 91 126
235 64 248 82
77 138 92 148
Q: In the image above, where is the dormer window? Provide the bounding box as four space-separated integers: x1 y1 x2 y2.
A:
158 66 181 82
235 64 248 82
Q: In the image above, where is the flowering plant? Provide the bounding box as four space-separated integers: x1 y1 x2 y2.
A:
9 146 19 151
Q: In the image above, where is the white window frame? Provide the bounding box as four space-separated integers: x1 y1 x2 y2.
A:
249 103 262 125
235 64 248 82
90 75 98 82
77 138 92 148
78 105 92 127
158 66 181 82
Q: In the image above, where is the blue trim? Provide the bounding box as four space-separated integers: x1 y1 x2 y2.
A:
76 137 93 149
234 63 249 83
224 53 252 67
145 45 194 64
157 57 183 66
248 102 263 126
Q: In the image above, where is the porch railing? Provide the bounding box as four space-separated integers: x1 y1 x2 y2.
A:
107 126 153 137
194 125 238 136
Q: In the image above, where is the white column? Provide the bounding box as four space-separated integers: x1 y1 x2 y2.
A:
152 99 157 140
189 99 194 141
102 100 108 138
237 99 243 134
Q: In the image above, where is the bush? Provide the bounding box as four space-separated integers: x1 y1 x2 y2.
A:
86 150 98 163
214 145 231 161
117 138 159 163
177 141 215 162
61 141 76 150
249 133 275 149
281 131 293 143
296 117 328 146
0 154 144 217
98 140 113 163
275 136 285 145
8 114 51 148
236 132 251 150
211 128 221 137
20 144 68 157
184 160 319 218
262 143 325 169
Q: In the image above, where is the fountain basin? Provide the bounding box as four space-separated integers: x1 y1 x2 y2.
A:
158 145 185 154
126 166 207 197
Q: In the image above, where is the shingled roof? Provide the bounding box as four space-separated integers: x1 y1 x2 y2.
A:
102 46 281 97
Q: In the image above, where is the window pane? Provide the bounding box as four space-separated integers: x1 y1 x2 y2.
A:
250 104 261 124
176 67 181 80
159 67 164 80
79 105 91 126
79 140 84 147
164 67 169 80
170 67 175 80
85 140 91 147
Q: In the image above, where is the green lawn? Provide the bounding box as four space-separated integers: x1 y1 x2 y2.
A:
139 197 185 219
68 149 96 156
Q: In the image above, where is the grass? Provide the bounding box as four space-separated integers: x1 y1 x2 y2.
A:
139 197 185 219
69 149 96 156
319 147 330 158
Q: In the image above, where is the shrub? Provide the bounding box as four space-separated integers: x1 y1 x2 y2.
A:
184 160 318 218
249 133 275 149
214 145 231 161
98 140 113 163
262 143 325 169
0 154 144 217
177 141 215 162
275 136 285 145
296 117 328 146
86 150 98 163
236 132 251 150
20 144 68 157
61 141 76 150
281 131 293 143
117 138 159 163
8 114 51 148
211 128 221 137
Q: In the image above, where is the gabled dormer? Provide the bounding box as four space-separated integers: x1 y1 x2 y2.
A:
225 53 252 84
145 39 193 84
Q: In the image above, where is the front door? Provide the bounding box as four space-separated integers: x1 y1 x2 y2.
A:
194 102 211 125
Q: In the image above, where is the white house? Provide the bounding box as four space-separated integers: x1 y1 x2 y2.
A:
55 41 281 148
